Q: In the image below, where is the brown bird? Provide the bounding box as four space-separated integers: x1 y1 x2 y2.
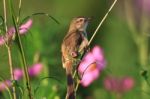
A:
61 17 90 99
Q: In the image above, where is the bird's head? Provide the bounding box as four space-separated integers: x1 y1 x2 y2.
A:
69 17 90 32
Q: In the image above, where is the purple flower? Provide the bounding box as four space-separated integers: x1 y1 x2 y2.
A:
28 63 43 77
78 45 106 87
13 68 23 80
104 76 134 94
0 19 32 46
0 80 11 91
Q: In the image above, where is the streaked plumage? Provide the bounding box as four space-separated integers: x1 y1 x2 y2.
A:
61 17 90 99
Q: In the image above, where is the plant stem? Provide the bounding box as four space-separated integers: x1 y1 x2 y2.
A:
138 36 148 67
7 46 17 99
3 0 7 32
124 0 139 44
124 1 150 98
17 0 22 22
75 80 80 92
138 35 149 99
139 1 150 99
3 0 17 99
88 0 118 45
14 16 33 99
8 0 33 98
17 31 33 99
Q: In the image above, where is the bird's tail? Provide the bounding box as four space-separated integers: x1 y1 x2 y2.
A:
65 60 75 99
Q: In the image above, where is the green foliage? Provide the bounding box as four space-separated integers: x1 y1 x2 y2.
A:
0 0 150 99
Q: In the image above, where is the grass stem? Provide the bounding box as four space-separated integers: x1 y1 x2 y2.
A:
3 0 17 99
88 0 118 45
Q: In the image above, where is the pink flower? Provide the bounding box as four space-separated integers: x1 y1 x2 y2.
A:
8 19 33 35
19 19 33 34
13 68 23 80
104 76 134 94
0 19 32 46
137 0 150 13
78 45 106 87
28 63 43 77
0 36 5 46
0 80 11 91
7 27 16 37
13 63 43 80
121 77 134 92
0 63 43 92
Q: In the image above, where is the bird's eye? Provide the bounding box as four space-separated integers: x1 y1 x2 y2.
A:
79 19 84 22
76 18 84 23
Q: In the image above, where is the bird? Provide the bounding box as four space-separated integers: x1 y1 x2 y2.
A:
61 17 90 99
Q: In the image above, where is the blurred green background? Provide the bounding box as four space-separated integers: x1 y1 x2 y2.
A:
0 0 150 99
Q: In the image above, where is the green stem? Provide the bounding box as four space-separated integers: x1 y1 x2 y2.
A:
124 1 150 98
3 0 17 99
75 80 80 92
8 0 33 98
17 32 33 99
139 1 150 98
138 35 149 99
73 69 79 96
138 36 148 67
17 0 22 23
88 0 118 45
73 70 77 79
3 0 7 32
14 19 33 98
7 46 17 99
124 0 139 45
